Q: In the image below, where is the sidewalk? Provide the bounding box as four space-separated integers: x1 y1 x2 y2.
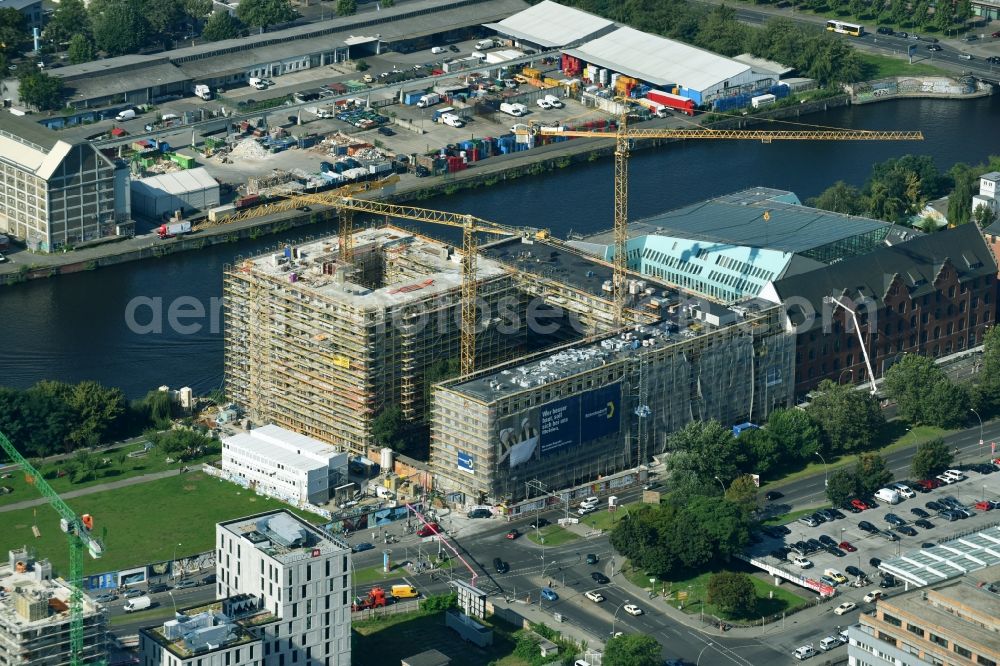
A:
490 596 606 653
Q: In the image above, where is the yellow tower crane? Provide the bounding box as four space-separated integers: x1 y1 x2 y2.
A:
516 105 924 325
324 197 549 376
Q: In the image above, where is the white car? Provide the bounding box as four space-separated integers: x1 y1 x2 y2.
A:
623 604 643 616
536 98 553 109
833 601 857 616
543 94 564 108
943 469 966 481
863 590 884 603
936 474 955 485
793 645 816 660
585 590 605 603
578 505 597 516
893 483 916 498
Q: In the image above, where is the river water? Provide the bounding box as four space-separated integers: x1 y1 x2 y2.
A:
2 95 998 397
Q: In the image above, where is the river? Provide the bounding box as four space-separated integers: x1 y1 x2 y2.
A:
2 95 998 398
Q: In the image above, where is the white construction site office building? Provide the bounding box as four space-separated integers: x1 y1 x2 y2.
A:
0 547 108 666
221 424 349 505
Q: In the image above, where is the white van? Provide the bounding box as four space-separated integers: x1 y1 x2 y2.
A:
793 645 816 660
248 77 267 90
115 109 136 122
874 487 901 504
791 555 813 569
818 636 840 652
430 46 446 54
476 39 495 50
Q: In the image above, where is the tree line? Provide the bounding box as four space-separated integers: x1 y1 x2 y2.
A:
808 154 1000 228
0 381 181 459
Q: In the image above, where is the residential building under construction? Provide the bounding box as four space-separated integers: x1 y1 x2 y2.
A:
223 226 528 454
429 301 794 503
0 547 108 666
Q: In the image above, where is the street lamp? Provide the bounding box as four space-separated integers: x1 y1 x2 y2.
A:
172 542 183 581
838 368 854 385
714 476 727 495
814 452 828 488
612 598 631 635
971 408 984 455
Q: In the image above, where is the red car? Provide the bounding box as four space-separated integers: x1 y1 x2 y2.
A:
975 500 993 511
505 528 520 540
992 31 1000 38
917 478 942 491
839 541 857 552
416 523 441 538
850 499 869 511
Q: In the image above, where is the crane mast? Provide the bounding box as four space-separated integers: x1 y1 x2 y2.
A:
0 431 105 666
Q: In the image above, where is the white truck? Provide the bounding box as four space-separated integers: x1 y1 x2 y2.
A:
500 102 527 117
416 93 441 108
193 84 212 100
306 106 334 119
476 38 495 50
439 113 464 128
115 109 136 121
248 77 267 90
123 596 151 613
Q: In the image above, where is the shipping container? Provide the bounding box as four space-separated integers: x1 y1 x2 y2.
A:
646 90 697 116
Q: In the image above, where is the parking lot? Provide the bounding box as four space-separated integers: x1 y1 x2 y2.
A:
750 464 1000 606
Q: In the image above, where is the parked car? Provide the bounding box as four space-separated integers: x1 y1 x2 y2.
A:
869 557 882 568
858 521 878 533
845 566 864 578
799 515 820 527
123 589 144 599
917 478 941 492
850 499 869 511
880 530 899 542
914 519 934 529
829 509 846 520
377 126 395 136
926 501 944 512
885 513 906 526
892 483 916 498
94 593 118 603
976 500 994 511
880 575 897 588
943 469 966 482
863 590 884 603
820 575 838 587
623 604 643 616
910 507 930 518
448 45 460 52
148 583 169 594
536 98 553 109
842 502 862 514
896 525 918 537
818 509 839 522
794 645 816 660
174 580 199 589
806 538 824 552
826 569 848 584
202 574 216 584
811 512 828 524
818 535 838 548
591 572 610 585
839 541 857 552
834 602 857 616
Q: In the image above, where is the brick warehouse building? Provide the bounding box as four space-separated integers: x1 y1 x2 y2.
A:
760 224 998 398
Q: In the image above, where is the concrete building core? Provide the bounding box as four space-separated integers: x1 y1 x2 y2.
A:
224 226 525 455
0 547 108 666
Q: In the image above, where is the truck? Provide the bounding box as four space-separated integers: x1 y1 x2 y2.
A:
645 90 697 116
500 102 527 117
123 596 151 613
157 221 192 239
440 113 464 128
476 38 496 50
193 84 212 100
432 106 455 122
306 106 334 119
634 97 670 118
248 77 267 90
416 93 441 108
351 586 389 611
751 93 776 109
391 584 419 599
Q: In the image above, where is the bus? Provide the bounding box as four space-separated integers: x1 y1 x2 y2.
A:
826 20 864 36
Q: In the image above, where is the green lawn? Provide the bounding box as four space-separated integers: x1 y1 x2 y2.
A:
623 564 808 621
353 609 522 666
0 439 220 509
857 52 953 79
762 507 824 526
525 524 580 546
0 471 320 575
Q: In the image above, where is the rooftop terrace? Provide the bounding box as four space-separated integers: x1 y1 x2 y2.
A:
218 511 348 565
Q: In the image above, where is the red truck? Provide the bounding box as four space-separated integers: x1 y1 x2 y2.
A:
157 221 191 239
645 90 697 116
351 586 389 611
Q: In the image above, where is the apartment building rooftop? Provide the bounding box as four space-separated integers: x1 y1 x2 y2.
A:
0 555 99 629
223 424 343 473
143 600 263 659
218 511 348 565
242 227 507 308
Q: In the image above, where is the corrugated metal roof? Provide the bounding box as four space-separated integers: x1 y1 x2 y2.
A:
732 53 794 76
879 526 1000 587
485 0 615 48
565 26 751 91
134 167 218 196
223 424 342 474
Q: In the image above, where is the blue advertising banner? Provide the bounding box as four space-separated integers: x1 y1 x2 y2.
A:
580 383 621 443
539 396 581 456
458 451 474 474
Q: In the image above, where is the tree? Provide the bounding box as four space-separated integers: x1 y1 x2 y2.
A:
67 34 95 65
604 634 662 666
236 0 296 31
808 181 864 215
202 11 246 41
381 0 394 6
18 70 65 111
142 0 184 44
67 381 126 449
855 452 893 495
808 380 884 453
0 8 26 59
371 405 415 453
884 354 967 428
911 437 953 480
826 467 859 506
182 0 213 22
91 0 151 55
706 572 756 617
948 164 975 226
666 420 749 486
336 0 357 16
766 408 821 461
742 427 780 477
973 203 997 228
45 0 91 44
725 474 760 508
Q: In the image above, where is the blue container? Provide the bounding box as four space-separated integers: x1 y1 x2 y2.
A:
320 161 333 173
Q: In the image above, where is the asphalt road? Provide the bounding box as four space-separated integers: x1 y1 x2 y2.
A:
765 417 1000 512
